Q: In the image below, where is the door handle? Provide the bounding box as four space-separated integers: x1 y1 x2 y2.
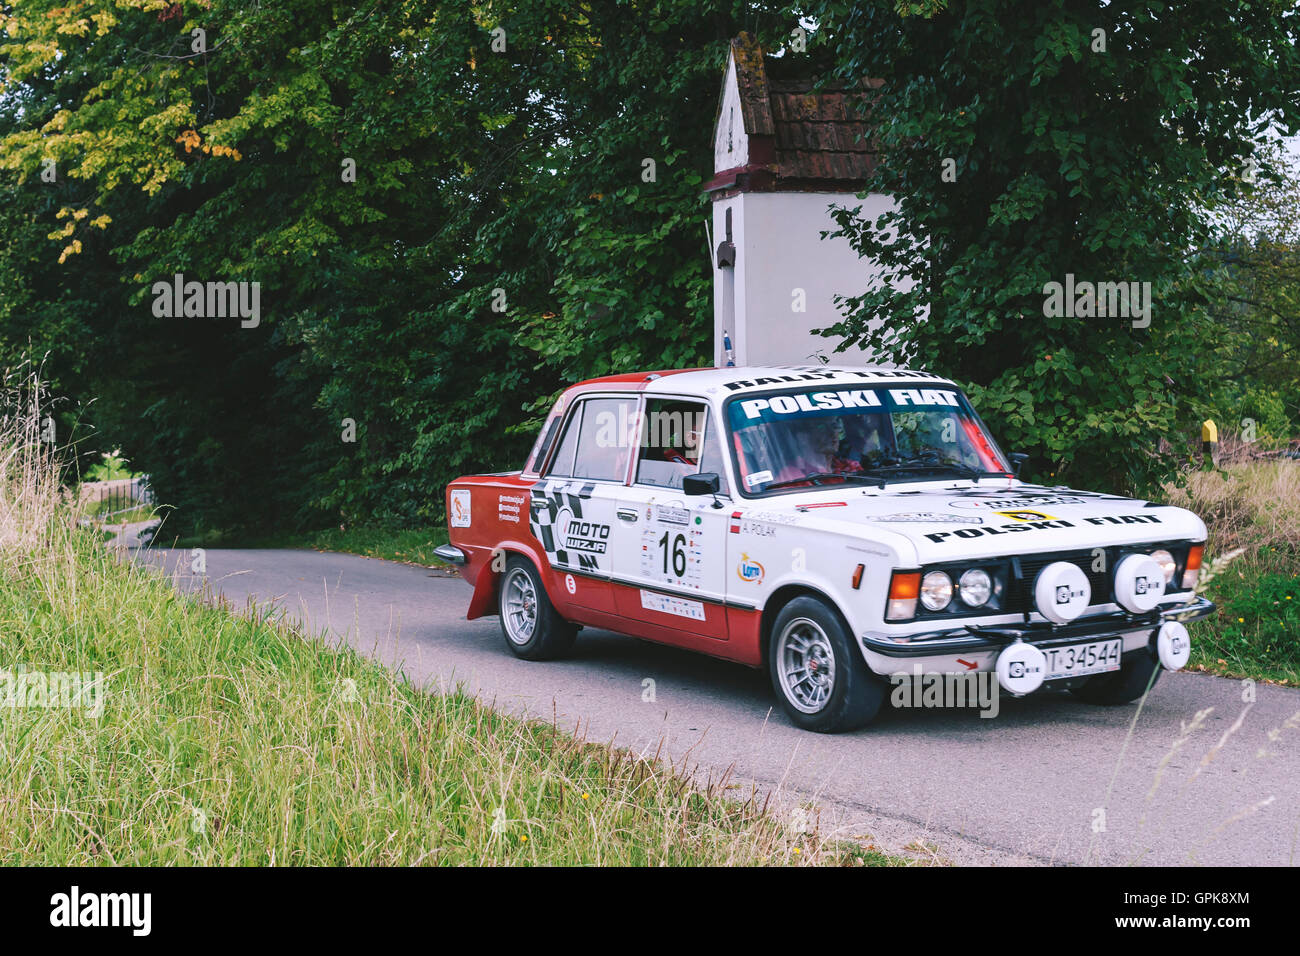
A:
616 509 639 522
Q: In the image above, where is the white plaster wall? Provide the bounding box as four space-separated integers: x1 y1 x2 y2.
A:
712 58 749 173
712 191 894 368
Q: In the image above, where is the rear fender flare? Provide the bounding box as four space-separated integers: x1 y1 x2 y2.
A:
466 540 552 619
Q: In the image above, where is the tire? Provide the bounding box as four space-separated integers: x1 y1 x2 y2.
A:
768 596 886 733
1070 648 1162 704
498 556 578 661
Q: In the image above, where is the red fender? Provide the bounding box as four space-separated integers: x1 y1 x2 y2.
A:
464 538 551 620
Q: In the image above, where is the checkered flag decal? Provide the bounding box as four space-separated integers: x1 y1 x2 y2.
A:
530 479 596 568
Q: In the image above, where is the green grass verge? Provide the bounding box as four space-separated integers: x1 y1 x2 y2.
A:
0 526 907 866
1189 545 1299 686
1163 462 1300 686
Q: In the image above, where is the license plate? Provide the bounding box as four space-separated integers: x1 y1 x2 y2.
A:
1043 638 1122 680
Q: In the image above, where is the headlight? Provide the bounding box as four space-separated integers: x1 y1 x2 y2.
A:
920 571 953 611
1150 549 1176 584
959 568 992 607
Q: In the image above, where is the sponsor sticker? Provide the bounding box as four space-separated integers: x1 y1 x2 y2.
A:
738 389 882 420
924 519 1076 544
744 510 802 525
654 504 690 525
733 386 964 424
721 369 948 393
949 494 1085 510
736 553 765 584
639 590 706 621
498 492 525 525
450 489 471 527
561 514 610 554
994 509 1057 522
886 388 961 407
1083 514 1163 526
744 470 774 488
871 512 983 525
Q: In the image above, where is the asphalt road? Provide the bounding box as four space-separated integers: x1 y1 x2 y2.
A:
132 543 1300 866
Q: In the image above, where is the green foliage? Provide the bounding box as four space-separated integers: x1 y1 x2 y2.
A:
83 450 134 483
6 0 1297 529
1190 141 1300 447
0 1 785 534
804 0 1300 493
1194 546 1300 685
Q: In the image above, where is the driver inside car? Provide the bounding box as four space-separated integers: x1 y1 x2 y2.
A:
773 416 865 484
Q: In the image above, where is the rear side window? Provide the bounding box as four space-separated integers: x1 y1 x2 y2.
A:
546 396 636 482
573 397 636 481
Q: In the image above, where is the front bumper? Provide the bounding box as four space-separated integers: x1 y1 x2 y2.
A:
861 597 1215 659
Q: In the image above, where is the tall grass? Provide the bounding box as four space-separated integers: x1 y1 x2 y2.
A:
0 370 62 555
1164 457 1300 684
1165 457 1300 556
0 379 896 866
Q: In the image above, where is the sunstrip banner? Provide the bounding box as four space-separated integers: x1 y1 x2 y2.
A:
731 388 963 425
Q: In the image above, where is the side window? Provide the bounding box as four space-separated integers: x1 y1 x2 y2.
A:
572 397 636 482
544 404 583 478
635 399 728 493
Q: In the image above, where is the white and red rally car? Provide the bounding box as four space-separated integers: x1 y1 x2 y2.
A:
436 366 1214 732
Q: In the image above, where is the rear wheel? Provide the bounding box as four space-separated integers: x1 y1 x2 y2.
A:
769 596 886 733
1070 649 1161 704
498 556 577 661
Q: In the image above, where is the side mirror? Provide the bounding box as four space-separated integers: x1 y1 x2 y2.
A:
683 472 721 496
1008 453 1029 477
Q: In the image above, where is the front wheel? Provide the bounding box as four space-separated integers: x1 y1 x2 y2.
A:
498 556 577 661
1069 650 1161 704
769 596 886 733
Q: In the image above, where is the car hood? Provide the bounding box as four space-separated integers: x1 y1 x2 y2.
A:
742 480 1207 565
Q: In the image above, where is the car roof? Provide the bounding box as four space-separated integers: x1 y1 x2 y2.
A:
567 365 959 399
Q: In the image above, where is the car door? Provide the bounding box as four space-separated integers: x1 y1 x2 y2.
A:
530 394 637 615
609 397 734 638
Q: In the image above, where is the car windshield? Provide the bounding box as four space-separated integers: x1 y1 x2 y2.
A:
725 385 1011 495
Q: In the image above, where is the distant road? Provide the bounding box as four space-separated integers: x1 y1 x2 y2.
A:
134 545 1300 866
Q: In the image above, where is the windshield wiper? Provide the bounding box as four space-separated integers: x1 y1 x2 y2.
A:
858 457 998 484
765 472 886 490
763 458 1003 493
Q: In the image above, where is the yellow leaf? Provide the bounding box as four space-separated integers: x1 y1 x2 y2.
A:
57 239 83 264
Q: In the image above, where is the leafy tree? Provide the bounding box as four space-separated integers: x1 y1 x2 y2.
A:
804 0 1300 491
0 1 786 534
1193 140 1300 447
